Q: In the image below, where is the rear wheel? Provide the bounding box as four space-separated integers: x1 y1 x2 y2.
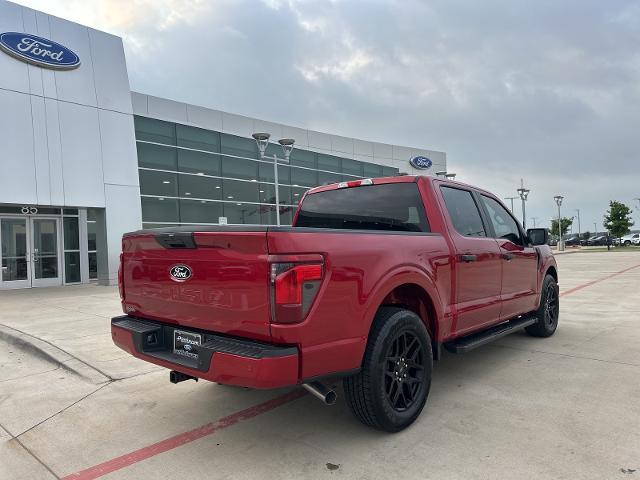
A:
525 274 559 338
343 307 432 432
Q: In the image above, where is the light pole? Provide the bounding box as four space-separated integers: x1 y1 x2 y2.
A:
531 216 539 228
253 133 295 226
517 179 530 229
593 222 597 235
575 209 581 241
445 173 457 180
554 195 564 251
504 196 518 213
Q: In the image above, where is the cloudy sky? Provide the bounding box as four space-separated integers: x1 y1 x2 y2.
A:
18 0 640 232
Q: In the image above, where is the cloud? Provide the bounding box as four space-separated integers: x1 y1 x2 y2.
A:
15 0 640 229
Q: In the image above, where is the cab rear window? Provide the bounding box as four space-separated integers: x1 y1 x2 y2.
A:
295 183 430 232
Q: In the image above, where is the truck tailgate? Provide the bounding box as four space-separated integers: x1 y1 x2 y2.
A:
121 229 271 342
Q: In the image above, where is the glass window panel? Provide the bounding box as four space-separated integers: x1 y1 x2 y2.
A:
258 161 274 182
317 153 342 172
0 206 22 214
223 203 260 224
317 171 341 185
178 149 221 176
220 133 258 158
290 167 317 187
176 124 220 152
63 217 79 251
342 158 363 177
222 179 259 203
258 183 276 204
63 208 78 215
277 164 290 184
137 142 177 170
179 199 223 224
87 209 97 221
279 206 294 225
88 252 97 279
362 162 383 178
278 185 292 205
481 195 523 245
141 197 179 223
139 170 179 197
382 166 399 177
179 174 222 200
440 187 486 237
290 149 316 169
64 251 81 283
142 223 177 229
134 116 176 145
1 219 28 281
222 156 258 181
291 186 308 205
87 221 96 251
259 205 277 225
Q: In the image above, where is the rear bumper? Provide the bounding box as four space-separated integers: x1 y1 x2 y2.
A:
111 316 299 389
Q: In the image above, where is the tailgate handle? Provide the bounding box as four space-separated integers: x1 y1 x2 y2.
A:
155 232 196 249
459 254 477 263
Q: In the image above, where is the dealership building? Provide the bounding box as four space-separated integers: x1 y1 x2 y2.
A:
0 0 446 290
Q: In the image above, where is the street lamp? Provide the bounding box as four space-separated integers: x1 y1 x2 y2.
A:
575 209 581 241
554 195 564 251
504 196 518 213
435 171 447 177
445 173 457 180
593 222 597 235
516 179 530 229
531 216 539 228
252 133 295 226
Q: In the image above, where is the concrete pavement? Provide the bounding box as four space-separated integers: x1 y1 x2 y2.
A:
0 251 639 479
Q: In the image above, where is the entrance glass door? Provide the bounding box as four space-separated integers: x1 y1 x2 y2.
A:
1 218 30 289
30 218 61 287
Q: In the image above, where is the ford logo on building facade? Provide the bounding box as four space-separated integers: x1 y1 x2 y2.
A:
0 32 80 70
169 264 192 282
409 156 433 170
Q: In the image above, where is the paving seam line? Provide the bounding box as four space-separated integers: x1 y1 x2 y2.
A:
0 421 61 480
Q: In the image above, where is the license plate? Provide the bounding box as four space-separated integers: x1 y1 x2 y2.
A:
173 329 201 360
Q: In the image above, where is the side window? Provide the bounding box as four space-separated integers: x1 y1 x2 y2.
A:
481 195 523 245
440 187 486 237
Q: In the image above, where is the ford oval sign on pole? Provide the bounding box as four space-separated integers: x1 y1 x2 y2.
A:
0 32 80 70
409 156 433 170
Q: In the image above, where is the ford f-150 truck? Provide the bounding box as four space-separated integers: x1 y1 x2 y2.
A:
112 175 558 432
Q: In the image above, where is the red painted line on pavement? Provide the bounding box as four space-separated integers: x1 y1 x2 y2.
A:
62 389 307 480
560 263 640 298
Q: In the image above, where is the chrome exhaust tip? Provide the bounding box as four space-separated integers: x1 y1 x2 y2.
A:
302 381 336 405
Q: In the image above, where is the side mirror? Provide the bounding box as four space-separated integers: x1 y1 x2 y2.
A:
527 228 548 246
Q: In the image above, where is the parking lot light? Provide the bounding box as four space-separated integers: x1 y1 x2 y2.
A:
554 195 564 251
253 133 295 226
517 179 530 228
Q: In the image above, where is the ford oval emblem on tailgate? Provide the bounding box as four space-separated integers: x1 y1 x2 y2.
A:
169 264 192 282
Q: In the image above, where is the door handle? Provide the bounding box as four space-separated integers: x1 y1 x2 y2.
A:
459 254 477 263
502 253 514 261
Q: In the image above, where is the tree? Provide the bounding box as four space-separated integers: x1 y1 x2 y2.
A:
550 217 573 237
582 231 591 240
603 201 634 239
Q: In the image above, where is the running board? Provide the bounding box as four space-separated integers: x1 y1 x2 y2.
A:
444 316 537 354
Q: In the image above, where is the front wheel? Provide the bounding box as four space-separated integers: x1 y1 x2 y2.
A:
624 240 631 246
525 274 559 338
343 307 432 432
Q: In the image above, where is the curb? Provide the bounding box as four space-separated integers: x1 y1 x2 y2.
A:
0 324 111 385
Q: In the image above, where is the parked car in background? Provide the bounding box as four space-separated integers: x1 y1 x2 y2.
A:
564 236 581 246
621 233 640 246
587 235 605 246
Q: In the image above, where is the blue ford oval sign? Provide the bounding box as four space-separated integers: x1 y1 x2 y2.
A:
0 32 80 70
409 156 432 170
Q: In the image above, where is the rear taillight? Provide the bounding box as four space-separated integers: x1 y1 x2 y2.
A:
118 252 124 301
269 254 324 324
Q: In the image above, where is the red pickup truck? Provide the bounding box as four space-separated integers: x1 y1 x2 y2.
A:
112 175 558 432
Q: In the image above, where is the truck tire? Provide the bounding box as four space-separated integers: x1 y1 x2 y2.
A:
525 274 559 338
343 307 432 432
